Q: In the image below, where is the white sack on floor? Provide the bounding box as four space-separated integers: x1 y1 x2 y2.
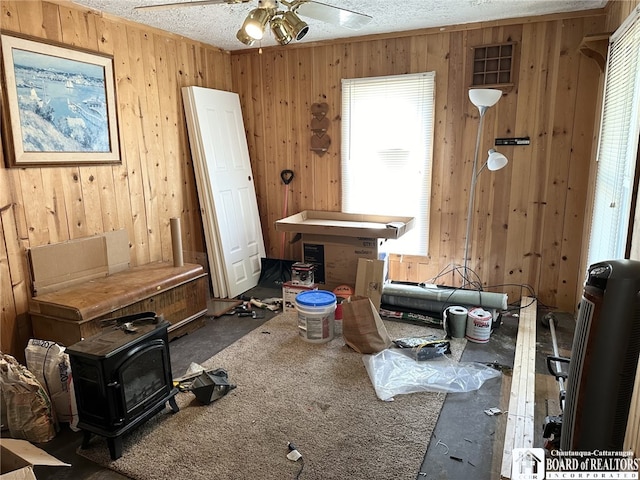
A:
363 348 501 401
25 339 78 428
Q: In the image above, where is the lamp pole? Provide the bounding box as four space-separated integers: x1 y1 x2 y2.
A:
463 106 488 286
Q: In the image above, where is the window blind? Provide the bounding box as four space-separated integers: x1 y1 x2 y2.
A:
341 72 435 255
587 6 640 266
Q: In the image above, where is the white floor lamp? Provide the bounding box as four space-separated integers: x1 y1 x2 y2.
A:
463 88 509 286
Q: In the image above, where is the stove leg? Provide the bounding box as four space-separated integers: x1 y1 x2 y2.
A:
81 430 92 450
168 395 179 413
108 437 123 460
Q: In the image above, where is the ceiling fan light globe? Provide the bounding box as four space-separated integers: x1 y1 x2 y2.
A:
244 24 263 40
271 16 292 45
282 11 309 41
236 29 256 46
243 8 271 40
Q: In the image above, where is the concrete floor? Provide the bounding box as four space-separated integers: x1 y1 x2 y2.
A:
26 286 575 480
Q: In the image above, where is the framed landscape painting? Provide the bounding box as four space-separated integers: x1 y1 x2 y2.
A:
1 32 121 167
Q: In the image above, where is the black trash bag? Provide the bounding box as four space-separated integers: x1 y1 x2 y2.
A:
258 258 295 289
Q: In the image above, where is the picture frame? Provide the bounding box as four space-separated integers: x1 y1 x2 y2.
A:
1 32 120 167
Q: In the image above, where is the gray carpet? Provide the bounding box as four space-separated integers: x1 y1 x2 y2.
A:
78 313 465 480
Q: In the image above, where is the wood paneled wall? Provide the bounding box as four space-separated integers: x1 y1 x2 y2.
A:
230 11 608 313
0 0 233 359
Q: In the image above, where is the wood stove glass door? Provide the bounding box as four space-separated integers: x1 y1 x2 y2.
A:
118 339 172 423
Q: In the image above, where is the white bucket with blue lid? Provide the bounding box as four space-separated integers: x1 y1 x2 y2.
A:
295 290 336 343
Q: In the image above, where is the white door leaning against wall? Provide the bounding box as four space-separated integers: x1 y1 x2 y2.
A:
182 86 265 298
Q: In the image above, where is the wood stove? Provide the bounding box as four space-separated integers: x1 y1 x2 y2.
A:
67 312 179 460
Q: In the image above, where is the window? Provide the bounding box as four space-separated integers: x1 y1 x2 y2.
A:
472 42 515 87
587 6 640 266
341 72 435 255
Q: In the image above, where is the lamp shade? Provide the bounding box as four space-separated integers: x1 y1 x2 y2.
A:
282 11 309 41
271 16 292 45
243 8 271 40
469 88 503 109
236 29 256 46
486 149 508 171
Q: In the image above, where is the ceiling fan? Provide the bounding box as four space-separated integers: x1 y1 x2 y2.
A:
134 0 372 46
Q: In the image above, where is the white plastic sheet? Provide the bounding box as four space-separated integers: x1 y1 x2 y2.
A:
363 348 501 401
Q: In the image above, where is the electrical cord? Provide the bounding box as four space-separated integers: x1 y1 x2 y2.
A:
425 267 543 317
295 458 304 480
287 442 304 479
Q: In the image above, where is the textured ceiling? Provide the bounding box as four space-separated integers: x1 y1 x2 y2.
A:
71 0 608 52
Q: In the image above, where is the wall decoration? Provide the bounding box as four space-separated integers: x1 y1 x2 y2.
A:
310 102 330 156
1 32 120 167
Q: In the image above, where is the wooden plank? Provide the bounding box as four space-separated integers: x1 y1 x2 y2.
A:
58 5 96 240
269 49 291 258
292 48 313 261
41 1 63 41
501 296 537 479
0 164 30 361
463 27 489 278
0 1 22 32
0 204 19 357
14 0 44 36
138 29 164 263
535 19 580 307
92 14 129 238
558 20 606 309
326 44 341 212
487 23 522 295
521 20 561 300
440 30 465 274
310 46 330 211
154 34 183 262
491 366 513 479
426 32 449 264
40 168 70 244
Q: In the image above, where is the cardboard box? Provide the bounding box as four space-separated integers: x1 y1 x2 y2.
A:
103 229 131 274
302 234 381 291
1 438 69 479
28 235 108 296
27 230 130 296
275 211 413 290
283 281 318 312
275 210 414 239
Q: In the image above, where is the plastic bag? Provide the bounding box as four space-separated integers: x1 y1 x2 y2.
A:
363 348 501 401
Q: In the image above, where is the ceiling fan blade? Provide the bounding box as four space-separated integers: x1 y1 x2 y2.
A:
134 0 247 12
295 1 372 30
